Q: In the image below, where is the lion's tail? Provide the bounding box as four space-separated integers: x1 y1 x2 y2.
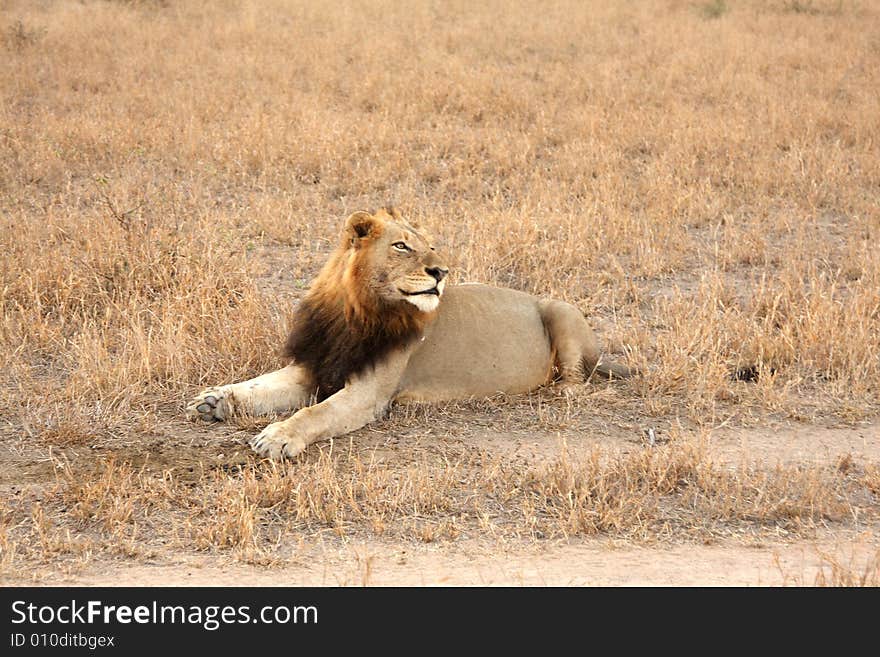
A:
587 357 637 380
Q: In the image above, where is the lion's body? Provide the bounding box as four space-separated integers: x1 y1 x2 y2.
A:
398 284 554 401
187 209 631 459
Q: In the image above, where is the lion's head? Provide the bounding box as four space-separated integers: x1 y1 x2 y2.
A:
283 208 449 399
339 206 449 316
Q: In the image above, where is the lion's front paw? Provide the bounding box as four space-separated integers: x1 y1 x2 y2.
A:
186 387 231 422
249 422 308 460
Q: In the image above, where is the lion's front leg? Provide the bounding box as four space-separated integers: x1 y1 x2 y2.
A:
249 381 392 459
187 363 315 422
249 351 410 460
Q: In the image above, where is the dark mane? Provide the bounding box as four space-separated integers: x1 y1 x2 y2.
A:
282 295 425 401
282 208 436 400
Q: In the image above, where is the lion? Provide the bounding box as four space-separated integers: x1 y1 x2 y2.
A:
187 207 633 459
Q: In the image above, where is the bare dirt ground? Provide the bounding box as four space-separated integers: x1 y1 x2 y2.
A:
32 534 880 587
2 404 878 586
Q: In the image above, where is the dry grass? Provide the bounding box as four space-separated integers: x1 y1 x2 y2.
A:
3 0 879 431
2 0 879 579
813 549 880 586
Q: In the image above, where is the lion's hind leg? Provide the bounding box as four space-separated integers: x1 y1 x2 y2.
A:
186 363 315 422
539 299 601 385
539 299 635 383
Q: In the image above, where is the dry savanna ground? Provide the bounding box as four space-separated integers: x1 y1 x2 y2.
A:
1 0 879 585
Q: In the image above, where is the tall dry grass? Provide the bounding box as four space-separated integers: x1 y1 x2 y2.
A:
2 0 877 439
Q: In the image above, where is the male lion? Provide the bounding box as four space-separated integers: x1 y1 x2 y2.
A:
187 207 632 459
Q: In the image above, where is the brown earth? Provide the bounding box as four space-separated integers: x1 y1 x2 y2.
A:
31 535 880 587
2 410 878 586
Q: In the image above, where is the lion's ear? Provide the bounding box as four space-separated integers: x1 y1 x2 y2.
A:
344 211 378 244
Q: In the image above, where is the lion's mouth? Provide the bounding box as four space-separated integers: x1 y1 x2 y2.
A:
400 287 440 297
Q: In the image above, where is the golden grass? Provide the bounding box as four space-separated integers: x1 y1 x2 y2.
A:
1 0 879 577
2 0 879 433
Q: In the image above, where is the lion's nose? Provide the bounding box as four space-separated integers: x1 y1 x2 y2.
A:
425 266 448 282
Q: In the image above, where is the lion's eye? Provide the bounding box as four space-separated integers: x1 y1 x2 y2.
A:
392 242 410 252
